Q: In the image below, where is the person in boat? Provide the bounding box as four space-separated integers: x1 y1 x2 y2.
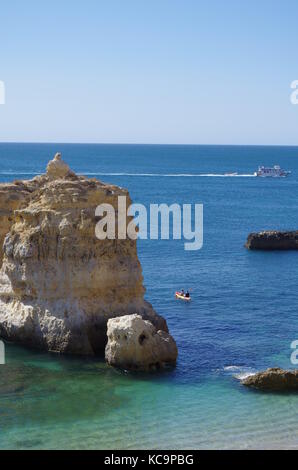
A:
181 289 185 297
185 291 190 298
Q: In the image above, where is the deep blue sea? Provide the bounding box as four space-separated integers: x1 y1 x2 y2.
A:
0 143 298 449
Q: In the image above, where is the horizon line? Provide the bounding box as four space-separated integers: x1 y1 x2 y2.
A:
1 141 298 148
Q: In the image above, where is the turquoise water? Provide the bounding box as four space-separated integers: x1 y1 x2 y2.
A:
0 144 298 449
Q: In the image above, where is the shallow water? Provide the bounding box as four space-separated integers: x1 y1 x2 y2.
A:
0 144 298 449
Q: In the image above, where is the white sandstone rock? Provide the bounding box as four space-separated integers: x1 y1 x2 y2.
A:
105 314 178 371
0 155 169 355
46 153 73 179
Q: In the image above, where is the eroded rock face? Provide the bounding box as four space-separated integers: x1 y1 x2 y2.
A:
246 231 298 250
242 368 298 391
105 314 178 371
0 176 48 265
0 154 168 355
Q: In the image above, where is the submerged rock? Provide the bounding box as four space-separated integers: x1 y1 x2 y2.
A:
246 231 298 250
242 368 298 391
105 314 178 371
0 154 169 355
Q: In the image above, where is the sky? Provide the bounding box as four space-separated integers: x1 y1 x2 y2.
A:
0 0 298 145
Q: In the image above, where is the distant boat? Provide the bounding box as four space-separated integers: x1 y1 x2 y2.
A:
255 165 291 177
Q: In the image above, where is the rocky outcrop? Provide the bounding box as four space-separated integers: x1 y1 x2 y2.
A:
0 154 168 355
105 314 178 371
242 368 298 391
246 231 298 250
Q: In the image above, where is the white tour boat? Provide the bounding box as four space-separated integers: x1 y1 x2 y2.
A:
254 165 291 177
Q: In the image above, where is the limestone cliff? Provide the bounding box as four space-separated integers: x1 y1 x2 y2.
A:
0 154 168 355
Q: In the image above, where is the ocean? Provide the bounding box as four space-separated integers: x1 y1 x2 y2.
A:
0 143 298 450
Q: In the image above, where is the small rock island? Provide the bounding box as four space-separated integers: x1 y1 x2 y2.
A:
246 231 298 250
106 314 178 371
242 368 298 391
0 154 177 370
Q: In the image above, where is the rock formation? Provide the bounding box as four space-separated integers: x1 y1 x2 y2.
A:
0 154 169 355
46 152 76 180
242 368 298 391
105 314 178 371
246 231 298 250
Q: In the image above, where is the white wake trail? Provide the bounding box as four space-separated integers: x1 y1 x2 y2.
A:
81 172 257 178
0 171 257 178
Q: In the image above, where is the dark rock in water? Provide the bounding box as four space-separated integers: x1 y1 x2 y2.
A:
245 231 298 250
242 368 298 391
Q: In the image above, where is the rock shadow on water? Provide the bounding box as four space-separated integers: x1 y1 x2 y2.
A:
0 344 137 430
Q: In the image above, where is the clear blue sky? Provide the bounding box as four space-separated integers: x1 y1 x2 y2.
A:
1 0 298 144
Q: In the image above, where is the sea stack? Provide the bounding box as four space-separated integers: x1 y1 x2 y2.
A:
246 231 298 250
105 314 178 371
0 154 169 355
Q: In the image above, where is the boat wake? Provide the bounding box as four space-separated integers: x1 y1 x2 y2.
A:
81 172 257 178
0 171 257 178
